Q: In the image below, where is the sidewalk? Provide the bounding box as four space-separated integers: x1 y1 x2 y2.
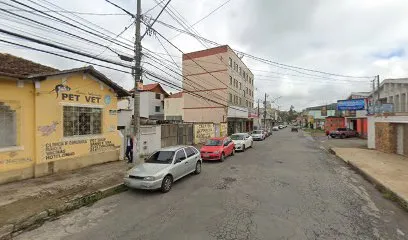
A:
332 148 408 210
0 160 131 239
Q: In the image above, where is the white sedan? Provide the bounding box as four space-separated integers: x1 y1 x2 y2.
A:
230 133 253 151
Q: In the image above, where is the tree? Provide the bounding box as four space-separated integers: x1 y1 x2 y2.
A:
287 105 298 122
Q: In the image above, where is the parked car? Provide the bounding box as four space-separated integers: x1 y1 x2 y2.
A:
231 133 253 151
291 126 298 132
251 130 265 141
124 145 202 193
200 137 235 162
329 128 358 139
278 125 284 129
272 126 279 131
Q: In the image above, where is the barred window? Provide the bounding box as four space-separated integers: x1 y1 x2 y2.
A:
63 106 102 137
0 102 17 148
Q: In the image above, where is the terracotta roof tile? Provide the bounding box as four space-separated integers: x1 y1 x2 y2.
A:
0 53 58 78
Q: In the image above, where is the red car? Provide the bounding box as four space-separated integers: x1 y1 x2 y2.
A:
200 137 235 161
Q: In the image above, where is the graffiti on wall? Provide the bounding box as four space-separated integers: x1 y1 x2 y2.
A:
220 123 227 137
194 123 214 144
38 121 59 136
89 138 116 153
0 158 32 165
44 140 81 160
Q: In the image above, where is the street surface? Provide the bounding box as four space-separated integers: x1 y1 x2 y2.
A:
17 129 408 240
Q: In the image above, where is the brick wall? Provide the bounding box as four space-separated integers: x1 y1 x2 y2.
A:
375 122 396 153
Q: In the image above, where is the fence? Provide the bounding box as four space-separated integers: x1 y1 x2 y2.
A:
160 123 193 148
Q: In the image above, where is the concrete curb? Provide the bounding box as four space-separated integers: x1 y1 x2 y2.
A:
327 147 408 212
0 183 127 240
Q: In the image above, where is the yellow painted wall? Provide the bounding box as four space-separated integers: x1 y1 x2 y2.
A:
34 73 121 165
0 78 35 175
194 123 215 144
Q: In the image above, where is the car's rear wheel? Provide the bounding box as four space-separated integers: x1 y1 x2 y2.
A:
194 161 201 174
220 153 225 162
161 175 173 193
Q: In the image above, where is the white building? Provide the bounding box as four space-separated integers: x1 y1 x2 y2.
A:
117 83 168 134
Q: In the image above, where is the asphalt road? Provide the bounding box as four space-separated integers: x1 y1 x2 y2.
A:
17 129 408 240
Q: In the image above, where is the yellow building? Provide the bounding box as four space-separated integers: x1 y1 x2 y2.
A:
0 54 130 184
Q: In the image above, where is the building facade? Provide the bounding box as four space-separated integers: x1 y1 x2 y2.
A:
341 92 370 138
304 103 338 129
117 83 168 134
164 92 183 121
182 45 255 134
0 55 129 184
370 78 408 112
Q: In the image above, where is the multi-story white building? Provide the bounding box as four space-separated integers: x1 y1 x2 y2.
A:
371 78 408 112
182 45 255 134
117 83 168 133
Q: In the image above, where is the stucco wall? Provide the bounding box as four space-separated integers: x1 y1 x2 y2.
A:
0 78 35 184
164 97 183 120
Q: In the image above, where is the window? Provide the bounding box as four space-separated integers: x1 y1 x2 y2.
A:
229 57 232 67
229 93 232 102
229 76 232 85
175 150 186 162
0 102 17 148
239 82 242 90
239 97 242 105
185 147 196 157
63 106 102 137
155 106 160 112
239 67 242 75
243 71 246 80
155 93 161 99
246 87 249 94
246 100 248 107
233 62 237 71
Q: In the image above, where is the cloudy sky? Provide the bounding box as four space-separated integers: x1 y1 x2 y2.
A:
1 0 408 110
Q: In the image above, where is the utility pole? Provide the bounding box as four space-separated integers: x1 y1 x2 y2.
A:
263 93 267 130
257 99 260 129
377 75 380 106
132 0 142 163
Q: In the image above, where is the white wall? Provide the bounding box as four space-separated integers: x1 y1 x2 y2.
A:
227 106 248 118
120 92 164 119
164 97 183 119
140 125 161 156
367 116 375 149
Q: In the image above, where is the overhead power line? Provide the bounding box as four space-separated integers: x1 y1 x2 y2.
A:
8 0 134 51
154 20 375 79
3 9 128 15
169 0 232 40
0 28 133 69
141 0 172 40
0 38 131 74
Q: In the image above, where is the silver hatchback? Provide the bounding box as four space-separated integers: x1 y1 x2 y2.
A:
124 145 202 193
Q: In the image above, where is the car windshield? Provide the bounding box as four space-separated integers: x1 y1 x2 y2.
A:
252 130 262 134
145 151 175 164
205 139 222 146
231 134 245 140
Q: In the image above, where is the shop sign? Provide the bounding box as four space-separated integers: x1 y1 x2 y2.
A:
337 99 366 111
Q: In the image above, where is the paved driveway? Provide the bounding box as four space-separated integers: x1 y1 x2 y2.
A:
16 129 408 240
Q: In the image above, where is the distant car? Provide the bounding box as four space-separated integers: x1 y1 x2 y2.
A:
278 125 284 129
329 128 358 139
251 130 265 141
272 126 279 131
200 137 235 161
231 133 253 151
291 126 298 132
124 145 202 193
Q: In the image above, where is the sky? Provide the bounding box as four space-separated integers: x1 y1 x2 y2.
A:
1 0 408 111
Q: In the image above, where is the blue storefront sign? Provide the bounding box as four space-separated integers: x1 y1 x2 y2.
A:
337 99 366 111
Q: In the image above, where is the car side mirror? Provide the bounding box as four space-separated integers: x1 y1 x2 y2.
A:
224 142 229 146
